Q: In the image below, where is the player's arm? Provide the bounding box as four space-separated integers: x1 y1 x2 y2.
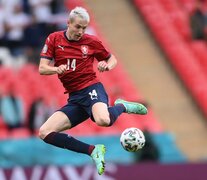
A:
98 54 117 72
106 54 117 70
39 58 67 75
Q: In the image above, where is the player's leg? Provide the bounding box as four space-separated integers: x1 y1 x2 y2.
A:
92 102 126 126
91 97 147 127
92 99 148 126
39 111 72 138
89 82 146 126
88 83 126 126
39 105 106 175
39 109 95 156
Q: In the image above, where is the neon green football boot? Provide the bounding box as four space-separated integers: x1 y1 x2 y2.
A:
91 144 106 175
114 99 148 115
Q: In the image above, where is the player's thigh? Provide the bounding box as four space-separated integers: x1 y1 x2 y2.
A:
92 102 110 126
60 103 90 128
39 111 71 139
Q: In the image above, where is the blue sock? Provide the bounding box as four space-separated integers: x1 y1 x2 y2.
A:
108 104 126 126
43 132 95 155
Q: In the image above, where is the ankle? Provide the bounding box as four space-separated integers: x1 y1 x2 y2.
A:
89 145 95 155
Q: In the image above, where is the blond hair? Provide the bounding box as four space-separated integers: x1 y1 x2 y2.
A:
69 7 90 23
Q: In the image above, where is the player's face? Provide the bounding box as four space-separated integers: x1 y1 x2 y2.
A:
67 16 88 41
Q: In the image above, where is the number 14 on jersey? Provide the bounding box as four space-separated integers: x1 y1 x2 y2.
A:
67 59 76 71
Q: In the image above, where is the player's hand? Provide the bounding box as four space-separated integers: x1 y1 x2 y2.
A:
97 61 109 72
56 65 67 74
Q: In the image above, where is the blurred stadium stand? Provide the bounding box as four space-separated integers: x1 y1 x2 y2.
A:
133 0 207 119
2 0 207 179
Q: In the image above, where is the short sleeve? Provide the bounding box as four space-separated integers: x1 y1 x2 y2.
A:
94 39 111 61
40 34 55 60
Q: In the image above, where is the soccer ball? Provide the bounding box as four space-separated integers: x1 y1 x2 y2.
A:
120 127 145 152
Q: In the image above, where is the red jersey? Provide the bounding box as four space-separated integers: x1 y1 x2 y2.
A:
40 31 111 93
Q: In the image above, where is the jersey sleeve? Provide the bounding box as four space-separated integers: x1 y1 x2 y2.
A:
93 38 111 61
40 33 55 60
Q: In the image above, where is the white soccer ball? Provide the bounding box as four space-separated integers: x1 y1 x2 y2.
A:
120 127 145 152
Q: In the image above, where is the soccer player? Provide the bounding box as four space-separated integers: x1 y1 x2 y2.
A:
38 7 147 175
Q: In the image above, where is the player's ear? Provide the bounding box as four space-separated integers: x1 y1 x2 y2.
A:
67 20 70 27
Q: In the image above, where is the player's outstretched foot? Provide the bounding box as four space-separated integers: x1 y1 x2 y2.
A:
91 144 106 175
114 99 148 115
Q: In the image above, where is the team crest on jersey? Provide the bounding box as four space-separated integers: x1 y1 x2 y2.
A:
81 45 88 58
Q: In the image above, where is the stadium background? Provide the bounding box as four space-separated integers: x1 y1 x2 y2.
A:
0 0 207 179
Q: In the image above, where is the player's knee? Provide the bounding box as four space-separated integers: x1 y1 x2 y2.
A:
39 126 51 140
95 116 110 127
